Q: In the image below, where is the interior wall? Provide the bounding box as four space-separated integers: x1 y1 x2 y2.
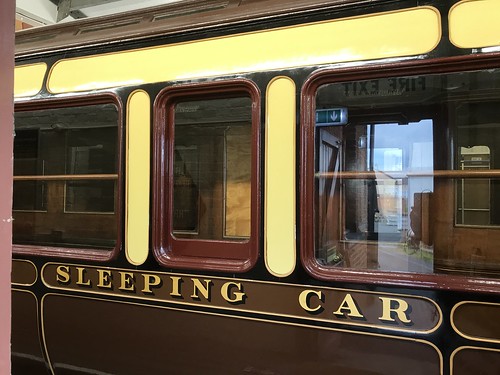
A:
0 0 14 372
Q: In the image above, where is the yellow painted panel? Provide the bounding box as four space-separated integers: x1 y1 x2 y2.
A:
126 90 150 266
14 63 47 97
48 7 440 93
449 0 500 48
265 77 296 277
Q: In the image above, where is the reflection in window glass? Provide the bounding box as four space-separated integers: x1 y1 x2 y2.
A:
12 181 46 211
314 69 500 278
173 97 252 240
65 180 115 213
13 103 118 249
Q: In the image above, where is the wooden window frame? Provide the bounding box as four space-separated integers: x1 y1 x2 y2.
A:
300 54 500 293
153 79 260 273
13 94 123 262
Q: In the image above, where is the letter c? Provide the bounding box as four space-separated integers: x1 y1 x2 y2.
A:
299 290 324 313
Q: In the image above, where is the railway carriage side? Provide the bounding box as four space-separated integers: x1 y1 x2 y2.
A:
11 1 500 374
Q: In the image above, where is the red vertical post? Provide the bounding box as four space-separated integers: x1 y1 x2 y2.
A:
0 0 14 373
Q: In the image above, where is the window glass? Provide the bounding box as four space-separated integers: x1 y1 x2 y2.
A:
173 97 252 240
313 69 500 278
13 103 118 250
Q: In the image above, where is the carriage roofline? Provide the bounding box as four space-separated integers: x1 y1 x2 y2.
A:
15 0 387 57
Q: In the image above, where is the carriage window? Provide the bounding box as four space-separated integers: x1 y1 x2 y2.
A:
13 102 119 252
310 69 500 279
154 82 259 272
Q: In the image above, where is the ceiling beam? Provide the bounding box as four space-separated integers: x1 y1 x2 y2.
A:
56 0 163 22
56 0 71 22
69 0 124 8
16 0 58 25
79 0 181 19
22 0 184 24
57 0 124 21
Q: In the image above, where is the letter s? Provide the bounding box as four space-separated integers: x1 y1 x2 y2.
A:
56 265 70 284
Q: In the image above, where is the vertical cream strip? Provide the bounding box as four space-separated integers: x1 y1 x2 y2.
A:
126 90 150 266
265 77 296 277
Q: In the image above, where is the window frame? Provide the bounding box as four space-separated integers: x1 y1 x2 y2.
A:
13 93 123 262
153 79 261 273
300 54 500 293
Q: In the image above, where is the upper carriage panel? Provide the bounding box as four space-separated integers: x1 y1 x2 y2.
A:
449 0 500 50
14 0 444 98
44 6 441 94
14 63 47 98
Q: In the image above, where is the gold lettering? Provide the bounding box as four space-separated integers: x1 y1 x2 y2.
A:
119 272 135 292
56 265 70 284
97 269 113 289
379 297 412 323
221 282 245 304
333 294 364 318
142 274 162 294
76 267 91 287
299 290 324 313
170 276 182 297
190 278 212 300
